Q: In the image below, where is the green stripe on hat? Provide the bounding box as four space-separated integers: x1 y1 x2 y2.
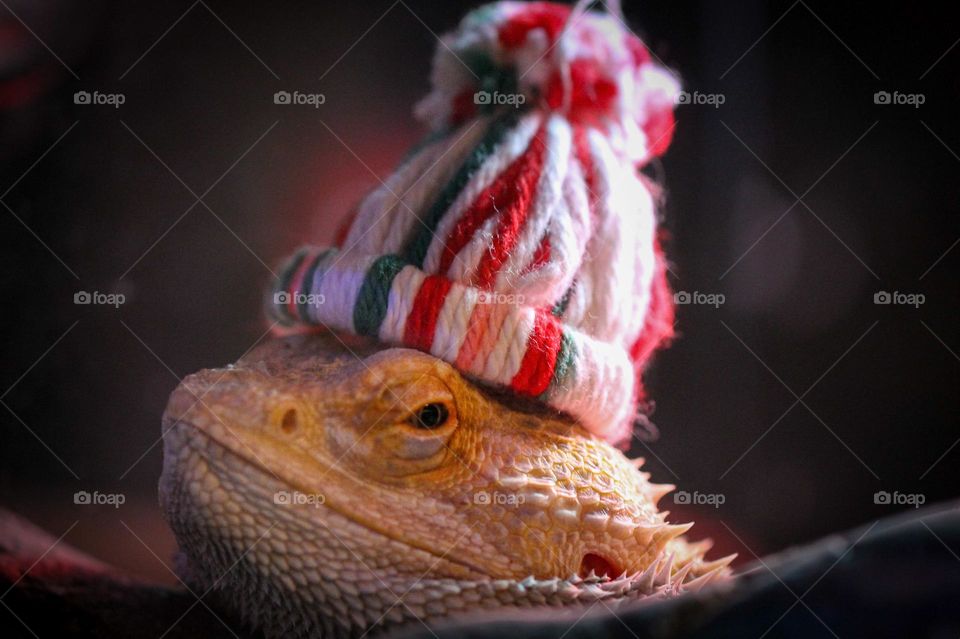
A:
353 254 407 337
400 126 450 165
551 281 575 318
540 330 576 401
271 247 310 325
296 249 331 322
402 110 520 268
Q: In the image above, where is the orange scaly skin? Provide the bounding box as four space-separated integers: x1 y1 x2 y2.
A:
159 334 732 638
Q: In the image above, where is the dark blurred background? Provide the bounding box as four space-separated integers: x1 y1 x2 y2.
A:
1 0 956 583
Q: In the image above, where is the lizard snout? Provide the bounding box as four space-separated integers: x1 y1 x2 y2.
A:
163 369 314 449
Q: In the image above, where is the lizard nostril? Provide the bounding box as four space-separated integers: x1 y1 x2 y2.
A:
279 408 299 434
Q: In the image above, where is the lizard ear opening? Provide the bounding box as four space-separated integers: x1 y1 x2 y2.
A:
579 552 621 579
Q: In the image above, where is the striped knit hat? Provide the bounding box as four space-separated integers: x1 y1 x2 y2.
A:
269 1 680 445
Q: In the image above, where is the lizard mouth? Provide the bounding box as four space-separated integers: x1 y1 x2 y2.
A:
579 553 621 579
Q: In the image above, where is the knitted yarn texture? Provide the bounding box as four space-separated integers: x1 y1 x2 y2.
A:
269 1 681 445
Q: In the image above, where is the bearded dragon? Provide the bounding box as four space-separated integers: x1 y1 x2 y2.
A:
159 333 733 638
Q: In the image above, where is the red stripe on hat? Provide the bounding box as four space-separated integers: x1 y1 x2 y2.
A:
521 234 551 275
626 35 652 67
643 109 676 159
403 274 454 353
629 237 675 369
545 60 618 124
472 126 548 289
438 123 548 280
450 88 478 126
511 309 563 396
573 127 593 192
455 300 493 373
286 250 317 317
498 3 571 49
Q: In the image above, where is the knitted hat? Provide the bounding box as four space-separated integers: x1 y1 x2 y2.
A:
268 1 680 445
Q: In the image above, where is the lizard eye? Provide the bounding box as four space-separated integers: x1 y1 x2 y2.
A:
409 402 449 429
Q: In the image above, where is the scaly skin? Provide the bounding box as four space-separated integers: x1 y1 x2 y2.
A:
159 333 733 638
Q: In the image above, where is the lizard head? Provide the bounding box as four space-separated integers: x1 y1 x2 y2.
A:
159 333 731 637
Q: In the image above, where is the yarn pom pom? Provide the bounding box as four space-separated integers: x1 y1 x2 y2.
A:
415 1 680 164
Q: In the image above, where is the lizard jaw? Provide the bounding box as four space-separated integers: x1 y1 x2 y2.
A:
160 416 498 636
160 419 732 638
